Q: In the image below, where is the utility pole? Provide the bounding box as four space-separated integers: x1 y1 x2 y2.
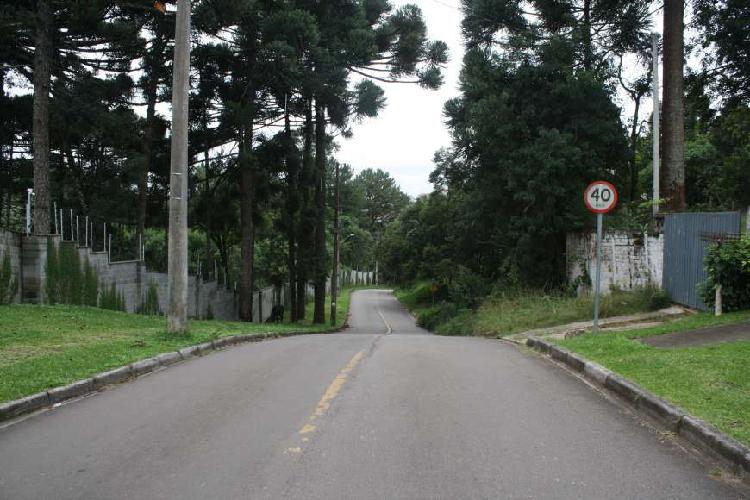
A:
167 0 191 334
652 33 660 217
330 163 340 326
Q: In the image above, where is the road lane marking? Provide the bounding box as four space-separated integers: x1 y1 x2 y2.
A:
310 350 364 420
377 309 392 335
292 350 365 449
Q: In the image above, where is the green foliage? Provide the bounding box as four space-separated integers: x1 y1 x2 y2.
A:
82 260 99 307
99 282 126 312
398 282 672 337
0 248 18 305
45 240 97 306
137 282 161 316
701 239 750 311
45 238 60 304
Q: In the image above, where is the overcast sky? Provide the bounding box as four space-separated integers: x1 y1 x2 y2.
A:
337 0 465 198
338 1 671 198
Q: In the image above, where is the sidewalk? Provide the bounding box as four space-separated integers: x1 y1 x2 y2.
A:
506 305 690 343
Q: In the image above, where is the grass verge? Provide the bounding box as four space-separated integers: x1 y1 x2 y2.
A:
0 287 355 403
396 282 670 337
558 310 750 446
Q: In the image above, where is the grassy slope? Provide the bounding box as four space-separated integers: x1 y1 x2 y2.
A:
560 310 750 446
0 288 353 403
397 282 669 337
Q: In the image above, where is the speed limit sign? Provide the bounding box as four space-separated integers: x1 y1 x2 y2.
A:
584 180 618 335
584 181 618 214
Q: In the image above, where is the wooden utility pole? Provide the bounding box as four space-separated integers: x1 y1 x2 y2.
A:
662 0 685 212
330 163 340 326
652 33 660 216
167 0 191 334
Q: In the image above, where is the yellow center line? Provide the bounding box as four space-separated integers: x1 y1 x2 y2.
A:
295 350 365 441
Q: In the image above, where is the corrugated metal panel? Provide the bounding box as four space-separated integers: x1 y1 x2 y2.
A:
663 212 741 310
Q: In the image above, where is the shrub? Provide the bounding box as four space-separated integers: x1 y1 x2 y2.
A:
0 248 18 304
701 239 750 311
137 282 161 315
45 238 60 304
100 282 126 311
82 260 98 306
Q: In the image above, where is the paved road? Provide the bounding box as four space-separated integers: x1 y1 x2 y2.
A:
0 290 744 499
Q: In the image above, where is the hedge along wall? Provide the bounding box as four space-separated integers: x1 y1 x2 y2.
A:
0 228 241 320
0 230 21 304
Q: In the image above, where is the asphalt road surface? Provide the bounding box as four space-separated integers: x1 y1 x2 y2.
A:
0 290 744 499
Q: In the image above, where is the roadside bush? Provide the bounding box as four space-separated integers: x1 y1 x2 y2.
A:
100 282 126 311
0 249 18 304
701 239 750 311
416 302 459 331
45 239 98 306
137 282 161 315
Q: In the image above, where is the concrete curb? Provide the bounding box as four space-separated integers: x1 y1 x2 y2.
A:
0 322 349 425
527 335 750 478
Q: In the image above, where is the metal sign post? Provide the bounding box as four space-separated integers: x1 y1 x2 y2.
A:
584 181 618 333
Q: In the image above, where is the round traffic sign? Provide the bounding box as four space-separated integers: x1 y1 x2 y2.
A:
584 181 618 214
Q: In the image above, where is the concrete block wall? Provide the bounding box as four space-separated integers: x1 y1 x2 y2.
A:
3 228 375 321
567 231 663 294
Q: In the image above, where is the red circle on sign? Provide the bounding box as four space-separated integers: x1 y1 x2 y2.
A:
584 181 618 214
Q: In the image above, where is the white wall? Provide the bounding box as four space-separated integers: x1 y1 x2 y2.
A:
567 231 663 294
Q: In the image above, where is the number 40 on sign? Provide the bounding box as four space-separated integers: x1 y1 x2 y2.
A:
584 181 618 334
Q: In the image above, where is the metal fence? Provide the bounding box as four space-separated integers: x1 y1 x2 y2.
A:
663 211 741 310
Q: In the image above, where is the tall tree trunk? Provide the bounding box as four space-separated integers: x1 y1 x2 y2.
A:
32 0 53 235
284 104 298 321
629 96 641 201
582 0 593 71
296 99 314 321
662 0 686 212
136 68 159 258
238 125 255 321
313 100 327 324
330 161 340 326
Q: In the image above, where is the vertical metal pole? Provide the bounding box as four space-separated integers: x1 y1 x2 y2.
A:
140 233 143 261
167 0 191 334
59 209 63 240
69 209 73 240
103 222 107 252
85 216 89 247
53 201 58 234
652 33 660 216
76 216 79 244
593 213 603 333
108 233 112 262
26 189 33 235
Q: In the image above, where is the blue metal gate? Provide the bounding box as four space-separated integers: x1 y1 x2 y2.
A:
663 212 741 310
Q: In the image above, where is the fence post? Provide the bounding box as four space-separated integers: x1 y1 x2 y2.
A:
25 189 33 235
85 216 89 247
258 290 263 323
53 201 58 234
715 283 723 316
108 233 112 262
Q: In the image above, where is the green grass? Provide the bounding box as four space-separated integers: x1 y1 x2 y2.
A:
0 287 355 403
396 282 670 337
559 310 750 446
